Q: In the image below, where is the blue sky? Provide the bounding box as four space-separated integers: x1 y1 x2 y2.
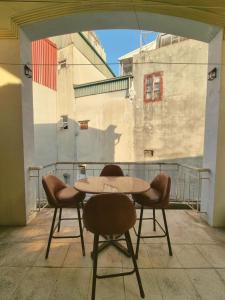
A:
95 30 158 76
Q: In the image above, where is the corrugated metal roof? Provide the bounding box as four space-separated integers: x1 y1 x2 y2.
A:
74 75 132 98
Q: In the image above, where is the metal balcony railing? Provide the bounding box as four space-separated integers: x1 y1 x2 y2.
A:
29 161 210 212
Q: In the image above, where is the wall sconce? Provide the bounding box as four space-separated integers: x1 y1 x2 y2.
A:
208 67 217 81
60 115 68 129
24 64 32 78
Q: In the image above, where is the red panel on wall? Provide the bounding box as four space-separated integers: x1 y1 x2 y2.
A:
32 39 57 90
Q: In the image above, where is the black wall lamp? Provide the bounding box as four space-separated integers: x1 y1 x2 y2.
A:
208 67 217 81
24 64 32 78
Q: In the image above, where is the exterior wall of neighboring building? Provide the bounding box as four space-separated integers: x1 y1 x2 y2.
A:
82 31 107 61
32 32 113 165
55 33 113 162
52 33 113 79
130 38 208 164
74 90 134 162
33 82 57 165
33 33 208 169
32 39 57 165
72 36 208 165
72 46 107 84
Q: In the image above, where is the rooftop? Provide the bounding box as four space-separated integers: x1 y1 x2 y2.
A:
118 40 157 61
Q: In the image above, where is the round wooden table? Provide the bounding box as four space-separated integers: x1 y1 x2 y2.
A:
74 176 150 194
74 176 150 257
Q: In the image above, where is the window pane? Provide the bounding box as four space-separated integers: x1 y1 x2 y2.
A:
146 77 152 99
153 76 161 99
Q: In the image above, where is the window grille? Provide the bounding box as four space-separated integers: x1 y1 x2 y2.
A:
144 72 163 103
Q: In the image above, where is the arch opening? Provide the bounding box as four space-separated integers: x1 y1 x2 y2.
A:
22 10 220 43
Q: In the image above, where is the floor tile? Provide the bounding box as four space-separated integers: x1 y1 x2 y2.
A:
154 269 201 300
174 244 211 268
35 242 69 267
11 267 59 300
146 244 181 268
89 268 125 300
0 267 28 300
124 268 163 300
186 269 225 300
122 243 152 269
49 268 91 300
63 242 92 268
196 244 225 268
0 242 43 267
216 269 225 283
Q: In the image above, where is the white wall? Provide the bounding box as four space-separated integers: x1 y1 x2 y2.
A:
56 44 77 162
33 82 57 165
74 90 134 162
73 46 106 84
55 36 109 162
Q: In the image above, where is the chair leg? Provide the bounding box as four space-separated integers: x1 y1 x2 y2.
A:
135 205 144 259
153 208 156 231
162 208 173 256
125 234 130 256
91 234 99 300
57 208 62 232
125 231 145 299
45 208 57 259
77 206 85 256
80 200 84 210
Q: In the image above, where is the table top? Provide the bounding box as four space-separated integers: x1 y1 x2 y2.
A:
74 176 150 194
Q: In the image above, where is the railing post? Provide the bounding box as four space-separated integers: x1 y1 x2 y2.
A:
37 168 41 211
175 164 180 202
73 162 75 184
197 172 201 211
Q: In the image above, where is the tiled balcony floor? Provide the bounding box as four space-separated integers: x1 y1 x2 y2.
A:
0 209 225 300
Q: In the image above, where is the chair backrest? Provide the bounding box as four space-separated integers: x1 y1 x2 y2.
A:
42 175 66 207
150 173 171 207
100 164 124 176
83 193 136 235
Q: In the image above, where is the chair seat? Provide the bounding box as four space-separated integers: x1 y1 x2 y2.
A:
133 187 162 208
55 187 85 207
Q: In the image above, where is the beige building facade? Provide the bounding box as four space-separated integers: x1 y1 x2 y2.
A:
120 35 208 165
74 76 134 162
33 32 114 166
73 35 208 165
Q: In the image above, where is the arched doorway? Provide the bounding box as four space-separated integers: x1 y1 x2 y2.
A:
0 3 224 226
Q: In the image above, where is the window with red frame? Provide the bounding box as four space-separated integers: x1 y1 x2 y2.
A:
144 72 163 102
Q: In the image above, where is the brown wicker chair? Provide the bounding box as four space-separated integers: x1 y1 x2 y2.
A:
42 175 85 259
100 164 124 176
83 193 145 300
132 173 172 258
